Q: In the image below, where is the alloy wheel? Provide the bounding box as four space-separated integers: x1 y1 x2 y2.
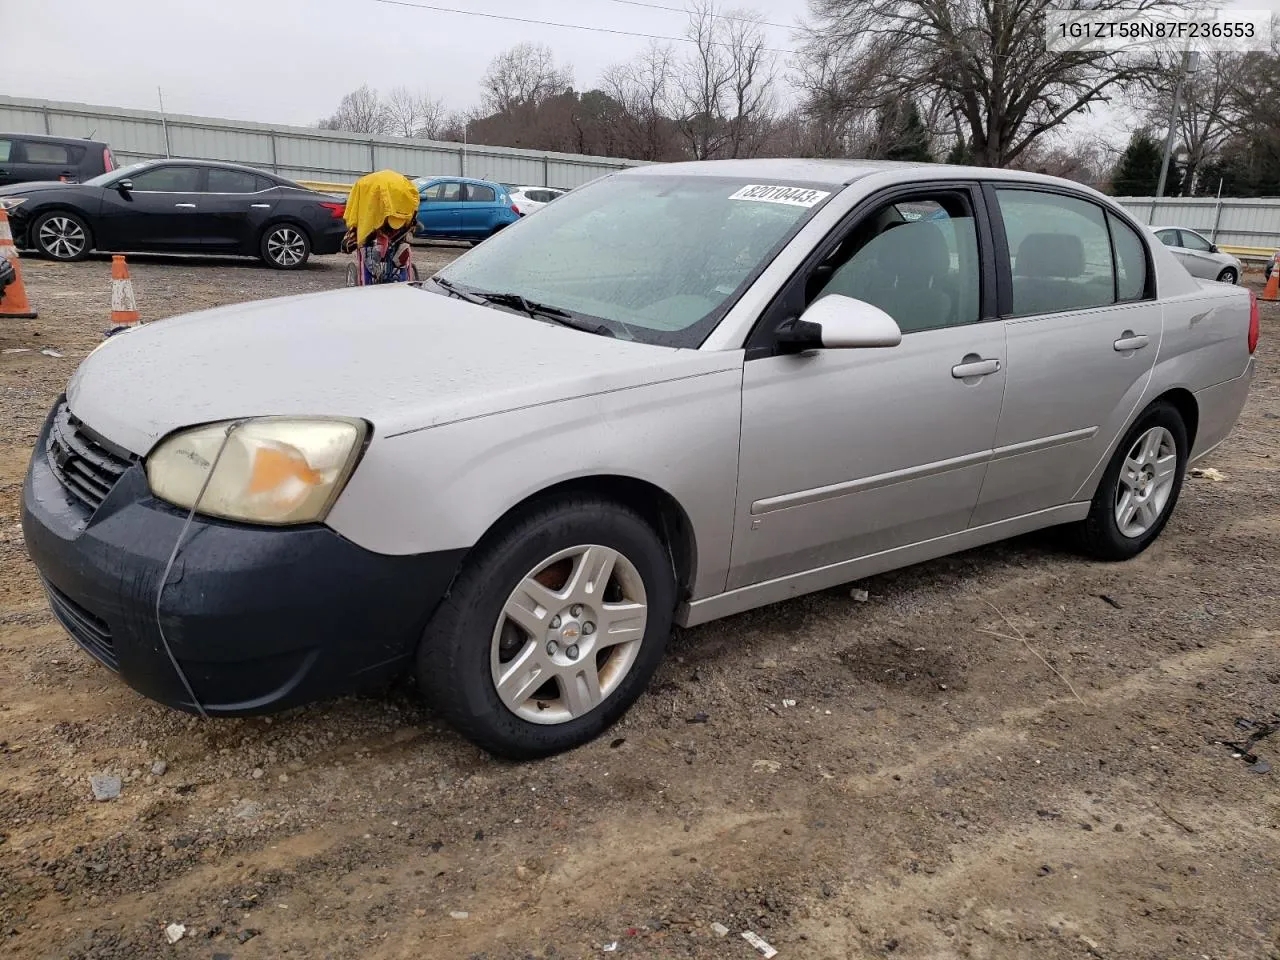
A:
1114 426 1178 538
490 544 648 725
38 217 86 259
266 227 306 267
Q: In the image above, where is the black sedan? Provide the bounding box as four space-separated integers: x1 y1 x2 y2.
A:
0 159 347 269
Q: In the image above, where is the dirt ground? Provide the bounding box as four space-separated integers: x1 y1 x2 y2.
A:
0 250 1277 960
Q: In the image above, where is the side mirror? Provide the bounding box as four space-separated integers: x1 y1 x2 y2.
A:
775 295 902 353
116 179 133 194
1210 244 1220 253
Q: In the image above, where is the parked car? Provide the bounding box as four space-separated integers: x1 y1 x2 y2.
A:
510 185 567 216
0 133 116 187
23 161 1257 759
0 159 347 268
413 176 519 243
1152 226 1242 283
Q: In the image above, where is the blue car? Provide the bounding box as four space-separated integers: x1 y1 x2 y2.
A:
414 176 520 244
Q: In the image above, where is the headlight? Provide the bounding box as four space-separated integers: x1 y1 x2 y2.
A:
0 198 26 211
147 418 366 525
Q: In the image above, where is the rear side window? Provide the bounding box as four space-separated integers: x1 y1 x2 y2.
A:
24 141 71 164
1108 213 1148 301
1155 229 1180 247
466 184 497 203
996 189 1115 316
207 168 265 193
0 140 10 162
422 181 461 202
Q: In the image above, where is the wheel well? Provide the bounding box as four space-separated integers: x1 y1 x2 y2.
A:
1151 387 1199 449
480 476 698 601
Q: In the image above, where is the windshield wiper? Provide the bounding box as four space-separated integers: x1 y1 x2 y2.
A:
430 276 488 304
468 291 617 337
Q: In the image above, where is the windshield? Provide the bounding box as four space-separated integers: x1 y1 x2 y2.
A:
83 161 152 187
432 174 833 347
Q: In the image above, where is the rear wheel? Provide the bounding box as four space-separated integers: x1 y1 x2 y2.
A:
1216 267 1238 284
260 223 310 269
1074 402 1188 560
32 211 92 261
416 497 675 759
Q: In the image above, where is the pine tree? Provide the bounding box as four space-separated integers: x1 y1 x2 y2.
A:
1111 131 1163 196
881 102 935 163
946 137 974 165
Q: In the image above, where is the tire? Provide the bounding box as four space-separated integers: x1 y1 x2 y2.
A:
416 497 676 760
260 223 310 269
32 211 92 262
1216 267 1238 284
1074 401 1188 561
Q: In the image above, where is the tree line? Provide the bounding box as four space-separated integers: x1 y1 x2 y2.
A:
316 0 1280 197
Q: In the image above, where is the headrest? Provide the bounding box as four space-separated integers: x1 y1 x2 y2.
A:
1015 233 1084 279
873 221 951 280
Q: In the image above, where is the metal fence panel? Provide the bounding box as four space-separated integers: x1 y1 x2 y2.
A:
0 95 641 189
1113 196 1280 253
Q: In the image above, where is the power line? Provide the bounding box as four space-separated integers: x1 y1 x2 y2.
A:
598 0 797 32
370 0 796 55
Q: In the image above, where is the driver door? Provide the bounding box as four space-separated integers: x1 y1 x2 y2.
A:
728 184 1006 590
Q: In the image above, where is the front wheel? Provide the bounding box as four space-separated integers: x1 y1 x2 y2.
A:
260 223 310 269
32 211 92 261
1216 267 1238 284
416 498 675 759
1074 402 1188 560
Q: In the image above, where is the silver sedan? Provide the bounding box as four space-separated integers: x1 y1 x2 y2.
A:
1152 225 1243 283
24 160 1259 759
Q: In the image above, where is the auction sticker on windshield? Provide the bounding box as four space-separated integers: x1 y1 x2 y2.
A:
729 184 831 207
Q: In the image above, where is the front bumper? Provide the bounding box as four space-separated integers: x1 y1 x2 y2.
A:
21 406 465 715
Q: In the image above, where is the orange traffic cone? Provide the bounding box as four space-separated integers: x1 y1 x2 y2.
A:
108 255 140 332
1263 255 1280 303
0 208 38 319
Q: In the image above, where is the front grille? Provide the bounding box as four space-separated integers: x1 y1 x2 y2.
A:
46 401 133 511
42 578 119 672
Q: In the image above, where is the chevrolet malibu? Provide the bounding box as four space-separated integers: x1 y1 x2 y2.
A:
23 160 1259 759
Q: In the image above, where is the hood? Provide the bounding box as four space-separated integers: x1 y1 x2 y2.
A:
0 181 83 196
67 284 738 455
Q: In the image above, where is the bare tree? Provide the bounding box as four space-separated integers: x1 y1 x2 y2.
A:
317 84 393 135
385 86 449 139
674 2 778 160
481 43 574 115
800 0 1190 167
603 43 679 161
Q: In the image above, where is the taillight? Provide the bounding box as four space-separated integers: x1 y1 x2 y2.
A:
319 201 345 219
1248 289 1260 354
103 148 114 172
511 204 521 216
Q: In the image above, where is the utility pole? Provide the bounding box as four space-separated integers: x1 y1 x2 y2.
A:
1156 50 1199 198
157 86 172 158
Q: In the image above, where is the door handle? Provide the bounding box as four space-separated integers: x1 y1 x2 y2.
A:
250 203 271 209
1114 332 1149 352
951 357 1001 379
174 202 197 209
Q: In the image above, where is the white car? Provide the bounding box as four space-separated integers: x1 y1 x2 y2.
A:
1152 226 1242 284
510 186 567 216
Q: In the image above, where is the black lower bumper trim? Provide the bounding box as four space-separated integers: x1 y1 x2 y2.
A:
22 403 467 716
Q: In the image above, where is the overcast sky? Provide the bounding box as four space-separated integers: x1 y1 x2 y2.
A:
3 0 811 125
4 0 1278 143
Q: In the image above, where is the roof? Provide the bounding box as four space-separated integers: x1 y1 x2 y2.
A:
124 157 289 180
614 158 1106 194
0 131 109 147
414 175 507 187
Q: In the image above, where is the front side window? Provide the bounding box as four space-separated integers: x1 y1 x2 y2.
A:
128 166 202 192
0 140 11 163
810 196 981 333
435 174 830 347
1180 230 1213 252
466 184 497 203
24 142 71 164
997 188 1115 316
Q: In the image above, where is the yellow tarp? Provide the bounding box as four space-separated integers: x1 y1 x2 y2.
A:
343 170 420 246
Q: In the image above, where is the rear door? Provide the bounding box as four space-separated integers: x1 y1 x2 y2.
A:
97 164 205 250
9 139 80 184
199 167 276 252
970 185 1161 525
418 180 462 237
460 182 498 236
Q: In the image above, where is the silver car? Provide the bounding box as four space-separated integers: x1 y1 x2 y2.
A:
1152 225 1243 284
23 160 1259 759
